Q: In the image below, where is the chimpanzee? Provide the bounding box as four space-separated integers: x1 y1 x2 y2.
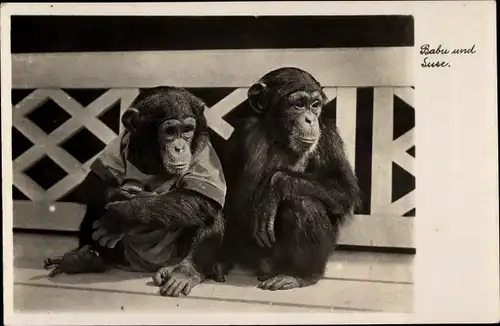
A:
218 67 361 291
44 86 227 297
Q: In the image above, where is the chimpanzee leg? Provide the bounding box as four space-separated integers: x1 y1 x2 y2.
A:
153 213 225 297
258 197 337 291
44 241 125 277
212 233 236 278
214 217 268 279
44 170 122 276
78 204 105 248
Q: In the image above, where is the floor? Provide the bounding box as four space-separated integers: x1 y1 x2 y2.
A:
12 232 414 313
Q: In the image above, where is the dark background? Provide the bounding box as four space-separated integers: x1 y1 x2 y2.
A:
9 15 415 216
11 15 414 53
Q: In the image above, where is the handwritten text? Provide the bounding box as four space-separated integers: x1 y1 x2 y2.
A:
420 44 476 68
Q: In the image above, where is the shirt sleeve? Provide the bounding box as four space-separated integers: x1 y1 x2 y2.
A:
89 131 128 185
178 141 227 207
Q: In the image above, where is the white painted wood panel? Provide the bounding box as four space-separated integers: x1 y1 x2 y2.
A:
12 47 413 88
335 87 358 167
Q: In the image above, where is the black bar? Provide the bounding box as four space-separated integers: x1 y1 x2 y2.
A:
337 244 416 255
355 87 374 215
12 15 414 53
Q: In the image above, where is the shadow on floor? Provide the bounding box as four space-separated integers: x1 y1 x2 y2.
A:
26 265 260 288
28 269 151 285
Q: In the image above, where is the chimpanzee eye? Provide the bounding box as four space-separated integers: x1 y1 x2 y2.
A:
184 125 195 133
311 101 322 110
294 99 307 110
164 126 176 136
182 125 195 137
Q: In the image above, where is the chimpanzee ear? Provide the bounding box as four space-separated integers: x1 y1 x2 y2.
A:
202 104 211 119
247 82 269 114
192 97 209 118
121 108 142 133
198 102 209 116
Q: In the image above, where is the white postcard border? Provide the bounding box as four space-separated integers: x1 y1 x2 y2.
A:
2 2 498 324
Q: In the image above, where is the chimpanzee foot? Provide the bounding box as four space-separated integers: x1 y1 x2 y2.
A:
258 274 321 290
258 275 303 291
211 262 226 283
44 245 107 277
153 261 203 297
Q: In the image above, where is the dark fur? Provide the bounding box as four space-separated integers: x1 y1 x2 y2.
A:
218 68 361 289
44 87 225 293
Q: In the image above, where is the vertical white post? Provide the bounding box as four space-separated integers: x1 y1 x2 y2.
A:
335 87 357 168
371 87 395 215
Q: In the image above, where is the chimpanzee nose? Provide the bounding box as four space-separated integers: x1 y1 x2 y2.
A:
304 113 316 125
174 145 184 153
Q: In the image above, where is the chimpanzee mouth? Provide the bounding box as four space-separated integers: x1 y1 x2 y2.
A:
168 163 189 170
296 136 317 144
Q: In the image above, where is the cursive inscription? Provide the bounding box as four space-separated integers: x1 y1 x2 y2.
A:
420 44 477 68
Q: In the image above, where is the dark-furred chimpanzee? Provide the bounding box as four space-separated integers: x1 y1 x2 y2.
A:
218 67 361 290
44 87 227 296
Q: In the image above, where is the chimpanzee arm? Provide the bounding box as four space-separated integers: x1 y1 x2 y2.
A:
104 189 219 229
257 157 359 217
252 129 361 247
250 167 359 248
252 168 359 248
272 127 361 213
271 169 359 214
76 169 150 241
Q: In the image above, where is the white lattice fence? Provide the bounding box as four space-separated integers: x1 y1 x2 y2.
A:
12 88 138 202
12 86 415 217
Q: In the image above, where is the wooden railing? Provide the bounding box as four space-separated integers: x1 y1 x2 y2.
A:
11 47 415 249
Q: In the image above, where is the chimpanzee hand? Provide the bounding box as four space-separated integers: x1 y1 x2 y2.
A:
107 185 157 204
104 199 138 222
92 208 128 248
269 171 289 196
253 171 286 248
121 185 158 198
121 184 144 194
91 219 125 248
152 261 203 297
105 189 157 221
253 197 279 248
106 187 136 203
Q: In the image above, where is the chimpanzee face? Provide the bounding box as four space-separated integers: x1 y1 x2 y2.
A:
158 117 197 175
121 87 209 176
247 67 328 155
280 90 324 153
